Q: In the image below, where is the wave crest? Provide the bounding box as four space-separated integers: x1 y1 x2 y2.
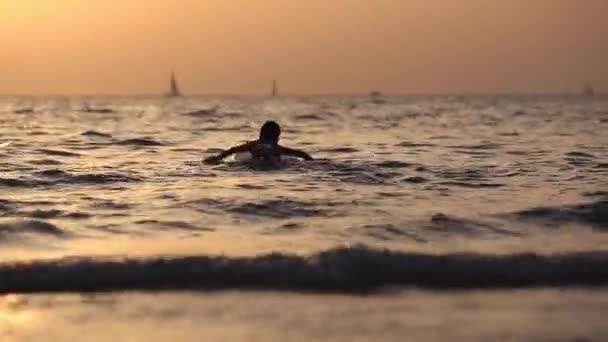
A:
1 246 608 293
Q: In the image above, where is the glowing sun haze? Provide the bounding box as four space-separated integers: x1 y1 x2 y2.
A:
1 0 607 95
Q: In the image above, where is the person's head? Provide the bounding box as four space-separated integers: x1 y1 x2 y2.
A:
259 121 281 144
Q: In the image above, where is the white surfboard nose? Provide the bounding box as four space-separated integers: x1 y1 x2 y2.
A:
233 152 253 161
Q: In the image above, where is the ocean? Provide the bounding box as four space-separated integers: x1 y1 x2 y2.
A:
1 95 607 340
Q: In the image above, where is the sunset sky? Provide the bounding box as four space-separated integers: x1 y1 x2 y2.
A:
1 0 607 95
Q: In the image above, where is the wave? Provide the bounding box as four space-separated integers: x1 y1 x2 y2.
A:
0 178 31 187
585 191 608 198
565 151 596 158
27 158 63 166
81 130 113 138
438 181 505 188
374 160 412 169
116 138 164 146
188 197 340 219
293 111 338 121
13 108 35 114
181 106 220 117
36 149 81 157
595 163 608 169
1 170 140 188
435 166 510 188
39 169 141 185
317 147 360 153
1 246 608 293
69 173 141 184
401 176 429 183
0 220 67 240
16 209 91 220
134 220 213 231
512 199 608 229
446 143 502 150
397 141 437 148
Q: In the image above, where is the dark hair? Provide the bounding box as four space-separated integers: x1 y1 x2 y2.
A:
259 121 281 143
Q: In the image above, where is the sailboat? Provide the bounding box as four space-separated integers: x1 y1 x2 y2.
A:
165 72 182 98
271 80 278 97
583 84 595 97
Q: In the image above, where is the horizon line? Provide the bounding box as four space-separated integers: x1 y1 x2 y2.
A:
0 91 604 98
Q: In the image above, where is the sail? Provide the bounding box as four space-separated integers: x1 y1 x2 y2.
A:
271 80 278 97
166 72 182 97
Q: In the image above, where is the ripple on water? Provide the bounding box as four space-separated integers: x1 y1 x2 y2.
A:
32 169 141 185
423 213 521 237
293 111 337 121
204 124 252 132
594 163 608 170
236 184 269 190
70 173 141 184
90 199 133 210
438 181 505 189
374 161 412 168
299 159 410 185
134 220 213 232
436 167 505 188
401 176 429 184
318 147 360 153
34 169 69 177
227 200 335 218
27 159 63 166
81 130 113 138
0 220 67 240
276 222 304 231
0 178 33 187
16 209 92 220
565 151 597 168
397 141 437 148
116 138 164 146
565 151 596 158
327 172 391 185
510 199 608 230
180 106 220 117
36 149 81 157
0 199 17 213
446 143 502 150
583 191 608 198
358 224 428 243
189 197 342 219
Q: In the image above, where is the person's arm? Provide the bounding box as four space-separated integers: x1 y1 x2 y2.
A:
279 146 313 160
203 142 252 164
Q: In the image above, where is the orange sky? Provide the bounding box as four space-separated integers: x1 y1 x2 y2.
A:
1 0 607 95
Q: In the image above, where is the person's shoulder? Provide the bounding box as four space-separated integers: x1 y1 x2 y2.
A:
238 140 256 148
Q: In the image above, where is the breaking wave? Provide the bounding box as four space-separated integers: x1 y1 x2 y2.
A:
1 246 608 293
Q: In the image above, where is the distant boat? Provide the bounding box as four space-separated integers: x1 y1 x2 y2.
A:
165 72 182 98
271 80 278 97
583 84 595 97
369 90 386 104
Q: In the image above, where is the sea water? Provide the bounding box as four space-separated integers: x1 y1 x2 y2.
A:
0 95 607 340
